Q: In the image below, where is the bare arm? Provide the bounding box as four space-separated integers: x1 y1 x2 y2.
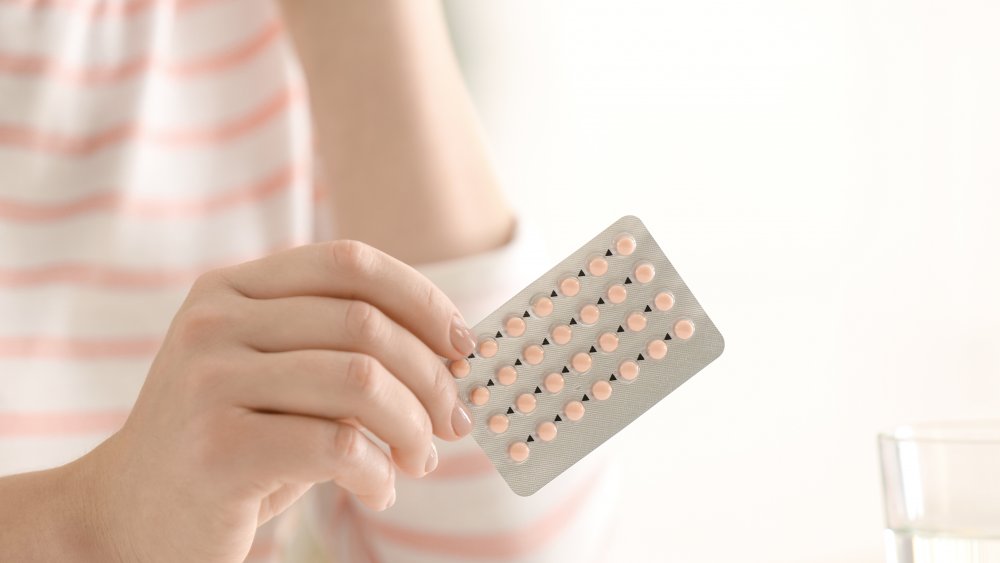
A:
0 5 513 560
278 0 514 265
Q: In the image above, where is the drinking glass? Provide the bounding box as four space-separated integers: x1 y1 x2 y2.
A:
880 421 1000 563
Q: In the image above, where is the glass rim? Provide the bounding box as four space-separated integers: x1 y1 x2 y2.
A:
879 419 1000 445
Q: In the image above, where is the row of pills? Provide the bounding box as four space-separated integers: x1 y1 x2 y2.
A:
450 286 676 371
447 312 692 381
527 264 658 323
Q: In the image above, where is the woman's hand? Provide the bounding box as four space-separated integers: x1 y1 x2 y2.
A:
75 240 477 562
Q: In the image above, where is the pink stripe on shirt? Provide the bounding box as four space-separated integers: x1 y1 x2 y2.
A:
0 18 282 84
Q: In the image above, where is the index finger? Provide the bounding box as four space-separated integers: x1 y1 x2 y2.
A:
217 240 477 360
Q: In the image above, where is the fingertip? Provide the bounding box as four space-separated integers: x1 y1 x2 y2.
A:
424 442 439 474
390 447 424 479
450 400 473 440
448 313 477 359
359 487 396 512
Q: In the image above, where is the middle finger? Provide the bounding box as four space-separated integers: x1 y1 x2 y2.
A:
236 296 471 441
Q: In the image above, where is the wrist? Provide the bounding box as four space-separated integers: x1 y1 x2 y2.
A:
0 457 104 560
58 436 131 562
4 438 128 561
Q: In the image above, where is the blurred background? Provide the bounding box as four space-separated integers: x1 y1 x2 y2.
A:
442 1 1000 561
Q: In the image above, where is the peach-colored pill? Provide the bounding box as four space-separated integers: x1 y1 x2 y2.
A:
654 291 675 311
488 414 509 434
634 262 656 284
571 352 592 373
615 234 636 256
536 421 558 442
496 365 517 386
579 304 600 325
607 284 627 304
626 311 647 332
469 386 490 406
478 338 498 358
647 339 668 360
551 324 572 345
516 393 537 414
508 441 530 463
592 380 613 401
587 257 608 276
531 296 553 317
564 400 585 421
543 372 565 393
619 360 639 381
559 277 580 297
674 319 695 340
448 359 470 378
523 344 544 365
598 332 619 353
504 316 526 337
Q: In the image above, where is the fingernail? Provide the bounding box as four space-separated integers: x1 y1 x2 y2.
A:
450 314 476 357
425 443 439 474
451 401 473 437
385 488 396 510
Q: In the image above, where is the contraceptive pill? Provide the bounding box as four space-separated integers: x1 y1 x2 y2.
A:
450 215 725 496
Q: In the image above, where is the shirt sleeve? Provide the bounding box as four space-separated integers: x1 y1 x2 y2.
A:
291 218 622 563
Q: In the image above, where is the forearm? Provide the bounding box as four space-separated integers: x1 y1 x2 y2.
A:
279 0 513 264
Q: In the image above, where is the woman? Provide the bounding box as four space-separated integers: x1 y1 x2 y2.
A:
0 0 615 561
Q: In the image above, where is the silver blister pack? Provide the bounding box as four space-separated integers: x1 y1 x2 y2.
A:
448 215 725 496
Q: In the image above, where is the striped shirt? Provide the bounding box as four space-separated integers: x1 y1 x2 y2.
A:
0 0 616 560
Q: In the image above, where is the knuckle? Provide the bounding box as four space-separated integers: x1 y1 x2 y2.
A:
345 300 383 344
429 366 457 406
419 279 453 325
415 412 433 444
346 354 382 399
174 302 232 347
421 282 442 313
190 269 220 292
328 239 377 277
331 425 364 463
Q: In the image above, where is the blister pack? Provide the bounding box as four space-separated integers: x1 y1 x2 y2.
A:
447 215 725 496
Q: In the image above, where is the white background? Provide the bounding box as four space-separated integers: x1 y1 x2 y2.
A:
444 2 1000 561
